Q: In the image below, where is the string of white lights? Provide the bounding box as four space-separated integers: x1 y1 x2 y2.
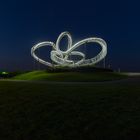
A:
31 31 107 68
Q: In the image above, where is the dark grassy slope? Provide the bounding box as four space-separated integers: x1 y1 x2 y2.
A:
0 80 140 140
13 71 127 82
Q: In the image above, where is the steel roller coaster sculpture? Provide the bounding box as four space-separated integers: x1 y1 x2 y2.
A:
31 31 107 68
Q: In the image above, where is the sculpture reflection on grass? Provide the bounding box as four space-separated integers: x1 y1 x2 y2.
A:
31 31 107 68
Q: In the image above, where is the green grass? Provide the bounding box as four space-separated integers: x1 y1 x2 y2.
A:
13 71 127 82
0 80 140 139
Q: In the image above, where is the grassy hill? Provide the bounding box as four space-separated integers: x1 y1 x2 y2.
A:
13 71 127 82
0 78 140 139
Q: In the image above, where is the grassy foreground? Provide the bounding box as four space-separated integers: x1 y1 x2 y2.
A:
13 71 127 82
0 80 140 139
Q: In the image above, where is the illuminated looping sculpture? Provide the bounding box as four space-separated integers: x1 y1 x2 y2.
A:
31 31 107 68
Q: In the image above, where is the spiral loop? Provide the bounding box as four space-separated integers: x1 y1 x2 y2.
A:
31 31 107 68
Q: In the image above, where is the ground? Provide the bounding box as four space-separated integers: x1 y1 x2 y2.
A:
13 70 127 82
0 72 140 140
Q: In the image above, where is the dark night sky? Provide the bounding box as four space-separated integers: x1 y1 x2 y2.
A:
0 0 140 72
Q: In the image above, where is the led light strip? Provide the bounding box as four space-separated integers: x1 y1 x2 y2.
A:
31 31 107 68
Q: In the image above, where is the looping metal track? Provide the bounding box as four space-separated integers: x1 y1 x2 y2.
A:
31 31 107 68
